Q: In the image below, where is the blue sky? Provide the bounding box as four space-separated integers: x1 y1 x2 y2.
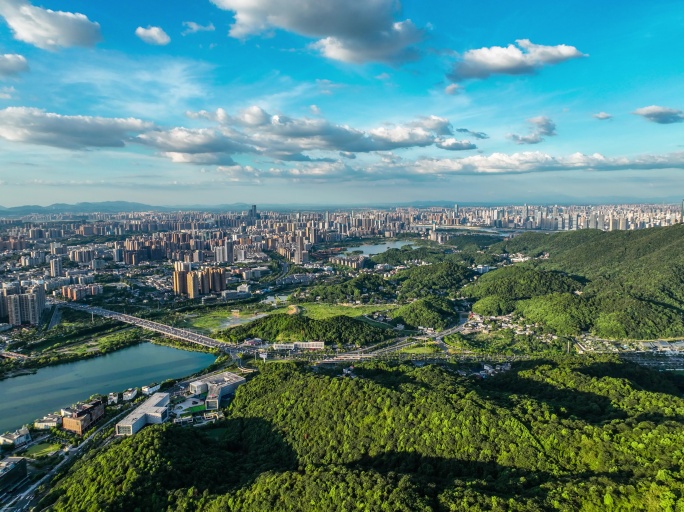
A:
0 0 682 206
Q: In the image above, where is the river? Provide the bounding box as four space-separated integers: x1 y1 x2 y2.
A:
0 343 216 434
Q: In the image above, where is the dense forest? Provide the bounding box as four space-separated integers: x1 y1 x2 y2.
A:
299 274 395 304
390 296 456 330
46 357 684 511
465 226 684 339
215 313 393 347
394 260 473 299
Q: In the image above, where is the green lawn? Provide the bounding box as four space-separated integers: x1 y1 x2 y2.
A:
181 404 207 416
400 344 442 354
298 303 396 320
25 442 61 458
177 303 396 333
179 310 268 333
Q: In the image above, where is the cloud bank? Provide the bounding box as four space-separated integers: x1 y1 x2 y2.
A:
0 0 101 50
210 0 424 64
450 39 585 81
633 105 684 124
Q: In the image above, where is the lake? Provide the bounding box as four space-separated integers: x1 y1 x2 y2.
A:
347 240 413 255
0 343 216 434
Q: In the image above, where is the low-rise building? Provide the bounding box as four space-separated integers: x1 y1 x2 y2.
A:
122 388 138 401
188 372 246 410
0 427 31 447
108 392 119 405
34 414 62 430
142 383 160 395
62 399 105 435
272 341 325 351
115 392 170 436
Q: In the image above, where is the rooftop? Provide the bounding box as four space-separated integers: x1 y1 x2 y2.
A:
117 392 169 427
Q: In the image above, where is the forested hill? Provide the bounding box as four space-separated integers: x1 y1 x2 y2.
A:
45 357 684 511
215 314 393 347
492 225 684 281
474 225 684 339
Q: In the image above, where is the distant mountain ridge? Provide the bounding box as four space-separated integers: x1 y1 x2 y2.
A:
0 198 682 216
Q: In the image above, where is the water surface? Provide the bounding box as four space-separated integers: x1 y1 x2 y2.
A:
0 343 215 434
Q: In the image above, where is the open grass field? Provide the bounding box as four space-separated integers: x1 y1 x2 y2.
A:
25 442 61 458
179 310 270 333
297 303 396 320
180 405 207 416
400 344 443 355
177 302 395 333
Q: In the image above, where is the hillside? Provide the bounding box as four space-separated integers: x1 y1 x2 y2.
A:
475 226 684 339
390 296 456 330
216 314 393 347
395 260 473 298
46 358 684 511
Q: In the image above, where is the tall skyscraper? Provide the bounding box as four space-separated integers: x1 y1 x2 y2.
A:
50 258 62 278
6 286 45 326
173 271 188 295
213 241 233 263
186 272 200 299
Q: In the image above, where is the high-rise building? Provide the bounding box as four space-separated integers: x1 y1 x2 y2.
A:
186 272 200 299
209 268 225 292
6 286 45 326
50 258 62 277
173 270 188 295
293 236 309 265
213 241 233 263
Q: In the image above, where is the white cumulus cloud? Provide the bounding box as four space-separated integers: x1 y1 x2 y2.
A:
0 54 28 78
181 21 215 35
135 26 171 46
0 86 16 99
444 83 462 95
0 107 153 149
450 39 585 81
0 0 101 50
435 138 477 151
593 112 612 120
508 116 556 145
633 105 684 124
210 0 423 64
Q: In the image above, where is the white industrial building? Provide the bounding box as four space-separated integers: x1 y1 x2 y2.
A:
142 383 160 395
272 341 325 351
188 372 246 410
122 388 137 401
115 393 170 436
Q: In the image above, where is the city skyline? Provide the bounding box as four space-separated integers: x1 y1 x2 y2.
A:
0 0 683 205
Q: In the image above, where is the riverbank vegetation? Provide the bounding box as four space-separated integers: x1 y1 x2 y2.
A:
1 310 151 379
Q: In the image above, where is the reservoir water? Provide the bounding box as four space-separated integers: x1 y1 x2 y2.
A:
348 241 412 256
0 343 216 434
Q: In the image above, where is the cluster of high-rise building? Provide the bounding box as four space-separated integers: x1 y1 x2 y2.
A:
449 203 683 231
0 282 46 326
172 263 229 299
2 202 684 315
